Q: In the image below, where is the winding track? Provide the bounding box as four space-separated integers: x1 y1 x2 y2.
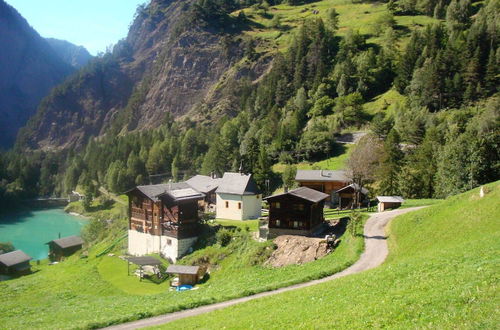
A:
103 207 424 330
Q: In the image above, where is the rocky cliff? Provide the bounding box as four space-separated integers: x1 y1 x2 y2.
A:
19 0 269 151
0 0 74 148
46 38 93 68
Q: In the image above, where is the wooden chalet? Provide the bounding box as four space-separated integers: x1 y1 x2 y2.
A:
264 187 329 239
47 235 84 261
376 196 404 212
336 183 370 209
0 250 31 275
126 182 205 261
295 170 350 206
186 175 221 212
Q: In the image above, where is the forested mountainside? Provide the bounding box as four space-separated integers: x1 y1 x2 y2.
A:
45 38 93 68
0 0 498 207
0 0 75 149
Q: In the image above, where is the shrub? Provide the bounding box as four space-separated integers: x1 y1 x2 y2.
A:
216 228 233 247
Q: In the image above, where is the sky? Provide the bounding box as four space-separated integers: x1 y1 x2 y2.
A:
6 0 148 55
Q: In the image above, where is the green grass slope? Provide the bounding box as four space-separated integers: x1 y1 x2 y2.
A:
0 215 364 329
158 181 500 329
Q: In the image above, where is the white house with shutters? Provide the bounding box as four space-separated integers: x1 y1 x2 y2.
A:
215 172 262 220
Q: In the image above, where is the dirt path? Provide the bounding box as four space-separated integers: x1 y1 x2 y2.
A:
103 207 424 330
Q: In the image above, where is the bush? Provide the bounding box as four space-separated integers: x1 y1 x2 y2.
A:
216 228 233 247
0 242 15 254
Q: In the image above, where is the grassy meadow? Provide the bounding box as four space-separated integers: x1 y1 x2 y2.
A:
158 181 500 329
0 210 364 329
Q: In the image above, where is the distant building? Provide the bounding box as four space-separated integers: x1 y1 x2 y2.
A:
336 183 370 209
68 191 84 202
0 250 31 275
264 187 329 239
186 175 221 212
126 183 205 262
47 235 84 261
295 170 350 206
215 172 262 220
376 196 404 212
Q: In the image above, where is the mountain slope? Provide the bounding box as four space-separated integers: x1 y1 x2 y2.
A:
0 0 74 148
18 0 264 150
45 38 93 68
160 181 500 329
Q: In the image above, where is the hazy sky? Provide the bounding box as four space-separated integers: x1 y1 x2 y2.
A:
6 0 147 55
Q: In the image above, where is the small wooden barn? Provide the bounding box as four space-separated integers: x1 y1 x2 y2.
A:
47 235 84 261
377 196 404 212
166 265 204 286
0 250 32 275
295 170 350 206
264 187 329 239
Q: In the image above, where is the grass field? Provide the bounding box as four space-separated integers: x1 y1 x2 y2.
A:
0 209 365 329
158 181 500 329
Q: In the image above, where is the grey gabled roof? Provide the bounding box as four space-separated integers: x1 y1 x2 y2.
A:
216 172 261 195
264 186 329 203
127 182 204 202
50 236 84 249
166 265 200 275
295 170 350 182
377 196 404 203
336 183 369 195
186 175 221 193
0 250 31 267
127 256 162 266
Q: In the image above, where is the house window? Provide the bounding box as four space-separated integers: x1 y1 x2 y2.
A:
273 202 281 209
293 204 304 211
225 201 229 208
167 239 172 246
293 221 299 228
275 220 280 227
238 202 241 209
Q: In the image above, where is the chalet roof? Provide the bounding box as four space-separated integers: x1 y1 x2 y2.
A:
264 187 329 203
127 256 162 266
336 183 369 195
166 265 200 275
49 235 84 249
295 170 350 182
128 182 204 202
0 250 31 267
216 172 261 196
186 175 221 193
377 196 404 203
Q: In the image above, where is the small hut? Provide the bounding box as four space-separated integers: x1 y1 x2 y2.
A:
0 250 32 275
166 265 203 286
335 184 369 209
376 196 404 212
48 236 84 261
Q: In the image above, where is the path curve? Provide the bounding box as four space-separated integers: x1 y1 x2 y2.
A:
103 207 424 330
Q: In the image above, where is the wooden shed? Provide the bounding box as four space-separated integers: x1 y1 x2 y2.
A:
0 250 32 275
377 196 404 212
166 265 204 286
48 235 84 261
335 183 369 209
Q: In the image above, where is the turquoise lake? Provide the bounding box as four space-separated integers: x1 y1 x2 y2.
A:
0 208 87 260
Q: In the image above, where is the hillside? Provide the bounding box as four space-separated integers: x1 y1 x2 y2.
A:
159 181 500 329
0 0 74 148
0 210 365 328
45 38 93 68
0 0 498 205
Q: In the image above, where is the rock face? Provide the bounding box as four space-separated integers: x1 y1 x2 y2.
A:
265 235 332 268
46 38 93 68
18 0 268 151
0 0 74 148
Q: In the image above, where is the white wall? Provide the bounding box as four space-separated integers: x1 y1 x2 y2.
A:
128 230 197 262
216 193 262 220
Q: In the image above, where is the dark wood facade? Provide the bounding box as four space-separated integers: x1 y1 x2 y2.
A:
267 195 325 234
127 189 201 239
48 243 82 261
